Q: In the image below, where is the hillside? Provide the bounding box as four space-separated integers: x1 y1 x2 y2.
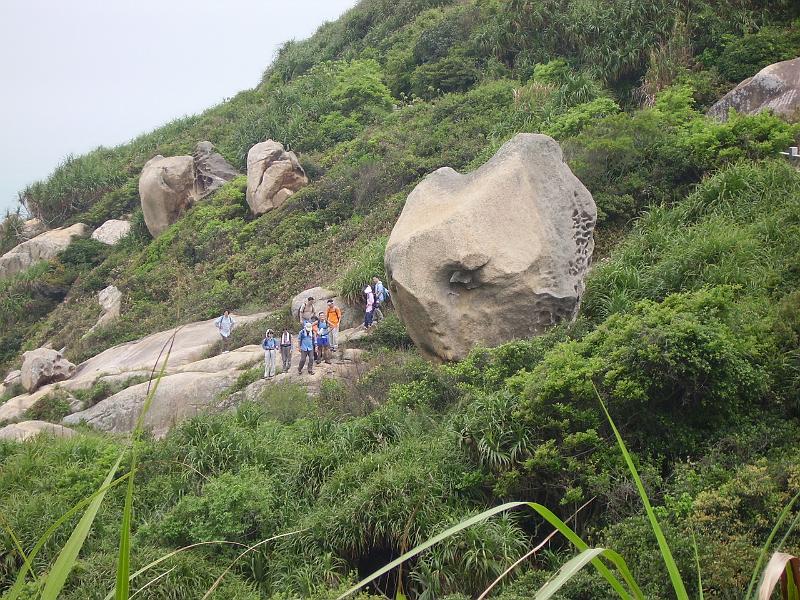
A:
1 0 800 598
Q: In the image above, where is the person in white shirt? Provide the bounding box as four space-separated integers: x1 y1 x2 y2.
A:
214 310 236 353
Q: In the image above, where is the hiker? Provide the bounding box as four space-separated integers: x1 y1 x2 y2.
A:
311 316 320 362
315 312 332 364
363 284 375 328
298 296 316 325
279 329 293 372
297 321 316 375
325 298 343 351
261 329 278 378
372 276 387 322
214 309 235 353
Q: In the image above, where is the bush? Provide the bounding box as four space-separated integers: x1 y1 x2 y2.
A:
713 26 800 82
338 237 387 305
23 389 73 423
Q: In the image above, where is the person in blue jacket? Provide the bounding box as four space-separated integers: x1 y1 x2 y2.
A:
261 329 278 379
297 321 316 375
315 312 331 364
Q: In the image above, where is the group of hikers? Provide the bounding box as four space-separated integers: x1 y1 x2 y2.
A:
214 276 390 378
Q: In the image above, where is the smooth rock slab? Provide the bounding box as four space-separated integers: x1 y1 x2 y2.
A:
0 420 76 442
290 286 360 330
385 133 596 361
64 371 240 438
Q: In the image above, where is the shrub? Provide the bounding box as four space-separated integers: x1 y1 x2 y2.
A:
23 389 73 423
713 26 800 82
258 382 315 424
338 237 387 305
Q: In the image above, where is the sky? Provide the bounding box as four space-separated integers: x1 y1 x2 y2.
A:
0 0 356 216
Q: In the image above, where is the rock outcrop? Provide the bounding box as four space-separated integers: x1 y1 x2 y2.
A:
385 133 596 361
709 57 800 121
0 421 76 442
246 140 308 215
194 141 239 194
22 218 46 240
290 287 361 330
91 219 131 245
87 285 122 332
0 223 89 279
139 142 239 237
139 155 196 238
20 348 76 392
64 371 240 438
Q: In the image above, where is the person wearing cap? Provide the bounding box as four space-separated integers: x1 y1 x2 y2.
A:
297 321 316 375
315 312 331 364
261 329 278 379
298 296 316 325
325 299 343 351
279 329 293 372
363 284 375 329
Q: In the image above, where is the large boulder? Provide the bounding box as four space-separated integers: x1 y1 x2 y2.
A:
20 348 76 393
246 140 308 215
709 57 800 121
0 421 76 442
139 143 239 237
0 223 89 279
91 219 131 245
194 141 239 195
385 133 596 361
63 371 239 438
22 218 46 240
139 155 196 237
290 287 360 330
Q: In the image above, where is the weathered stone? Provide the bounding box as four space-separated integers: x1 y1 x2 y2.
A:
22 218 46 240
246 140 308 215
89 285 122 331
385 133 596 361
91 219 131 245
0 421 76 442
63 371 240 438
290 287 360 330
20 348 76 393
3 370 21 386
709 57 800 121
71 311 270 384
139 155 196 238
0 223 89 279
193 141 239 196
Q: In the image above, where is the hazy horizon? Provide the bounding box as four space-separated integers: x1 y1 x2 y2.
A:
0 0 356 217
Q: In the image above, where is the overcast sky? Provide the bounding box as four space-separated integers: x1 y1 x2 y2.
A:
0 0 356 216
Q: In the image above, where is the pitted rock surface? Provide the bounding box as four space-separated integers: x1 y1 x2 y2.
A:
709 57 800 121
246 140 308 215
385 133 596 361
20 348 76 393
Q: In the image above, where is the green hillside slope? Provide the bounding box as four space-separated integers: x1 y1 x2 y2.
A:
1 0 800 598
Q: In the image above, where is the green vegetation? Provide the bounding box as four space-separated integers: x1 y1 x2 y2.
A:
1 0 800 598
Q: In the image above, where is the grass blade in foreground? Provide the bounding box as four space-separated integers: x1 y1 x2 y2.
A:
535 548 608 600
4 472 130 600
116 332 176 600
594 382 689 600
40 452 126 600
745 489 800 599
757 552 800 600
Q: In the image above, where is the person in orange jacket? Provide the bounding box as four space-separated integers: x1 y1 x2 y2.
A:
325 298 343 351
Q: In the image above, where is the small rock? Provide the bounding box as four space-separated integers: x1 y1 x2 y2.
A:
0 420 76 442
91 219 131 245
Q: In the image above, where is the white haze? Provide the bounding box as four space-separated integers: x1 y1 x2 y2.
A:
0 0 356 216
